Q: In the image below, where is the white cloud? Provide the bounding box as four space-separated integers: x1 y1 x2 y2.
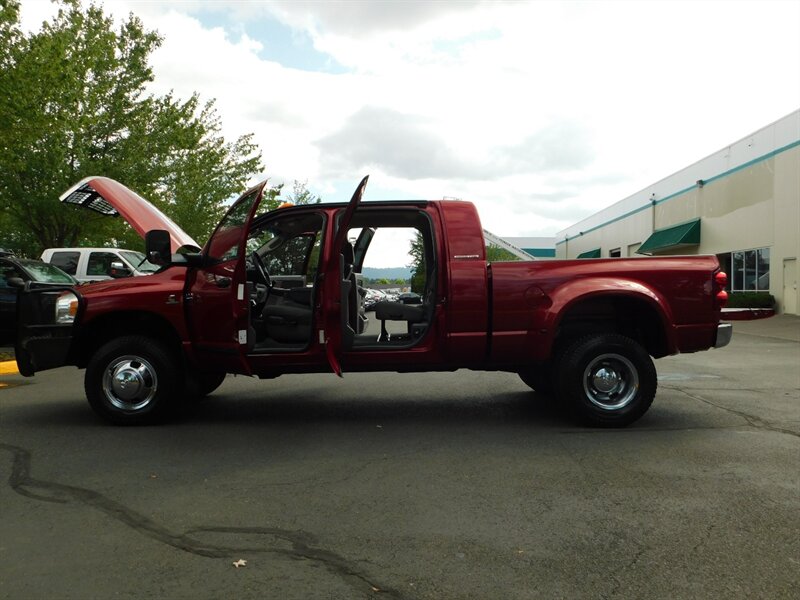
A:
17 0 800 265
317 108 595 181
269 0 483 38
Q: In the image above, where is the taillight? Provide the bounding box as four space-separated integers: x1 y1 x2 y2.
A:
714 271 728 307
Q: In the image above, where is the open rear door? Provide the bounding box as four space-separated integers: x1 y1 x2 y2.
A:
322 176 369 376
185 182 268 374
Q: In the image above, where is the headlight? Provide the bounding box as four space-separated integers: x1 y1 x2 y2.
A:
55 292 79 324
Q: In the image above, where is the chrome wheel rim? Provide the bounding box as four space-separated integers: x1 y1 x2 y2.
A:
582 353 639 411
102 355 158 412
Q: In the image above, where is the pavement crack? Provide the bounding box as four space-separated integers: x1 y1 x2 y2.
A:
188 526 401 597
663 387 800 439
0 443 405 599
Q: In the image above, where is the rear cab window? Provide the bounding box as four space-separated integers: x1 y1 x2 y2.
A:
49 251 80 276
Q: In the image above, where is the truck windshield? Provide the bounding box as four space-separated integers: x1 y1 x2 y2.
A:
119 250 159 273
19 259 76 284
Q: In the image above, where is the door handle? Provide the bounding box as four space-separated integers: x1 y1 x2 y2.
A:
216 276 231 288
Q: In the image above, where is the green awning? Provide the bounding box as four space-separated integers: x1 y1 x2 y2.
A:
637 219 701 255
523 248 556 258
576 248 601 259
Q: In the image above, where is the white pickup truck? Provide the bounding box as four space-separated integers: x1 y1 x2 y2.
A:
40 247 159 283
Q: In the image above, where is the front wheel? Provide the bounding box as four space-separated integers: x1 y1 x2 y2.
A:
85 336 181 425
555 334 657 427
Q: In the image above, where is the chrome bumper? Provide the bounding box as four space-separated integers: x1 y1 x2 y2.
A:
714 322 733 349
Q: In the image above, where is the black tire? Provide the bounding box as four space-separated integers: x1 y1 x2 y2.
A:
518 364 554 395
184 368 226 400
85 335 181 425
555 333 656 427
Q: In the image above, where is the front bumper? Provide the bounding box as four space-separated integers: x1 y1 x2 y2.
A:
16 284 80 377
714 322 733 349
16 325 75 376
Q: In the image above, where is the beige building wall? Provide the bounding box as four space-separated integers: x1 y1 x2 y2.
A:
773 146 800 313
556 110 800 314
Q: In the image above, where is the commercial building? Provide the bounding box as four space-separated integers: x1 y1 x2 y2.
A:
486 231 555 260
502 237 556 258
555 110 800 314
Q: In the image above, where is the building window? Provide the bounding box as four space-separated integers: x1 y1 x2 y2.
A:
717 247 770 291
609 248 621 258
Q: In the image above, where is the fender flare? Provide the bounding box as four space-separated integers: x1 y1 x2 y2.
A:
540 277 677 355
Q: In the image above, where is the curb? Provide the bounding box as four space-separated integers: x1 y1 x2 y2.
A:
0 361 20 376
721 308 776 321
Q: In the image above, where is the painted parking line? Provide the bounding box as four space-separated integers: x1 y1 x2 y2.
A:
0 361 20 376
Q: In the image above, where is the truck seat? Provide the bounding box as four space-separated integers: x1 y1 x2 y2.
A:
374 300 426 342
261 292 313 343
374 301 424 323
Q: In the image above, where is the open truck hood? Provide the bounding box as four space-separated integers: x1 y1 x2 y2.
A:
59 176 200 253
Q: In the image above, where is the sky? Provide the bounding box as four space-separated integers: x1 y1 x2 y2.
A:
18 0 800 266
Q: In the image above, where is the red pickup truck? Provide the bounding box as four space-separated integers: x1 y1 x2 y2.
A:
15 176 731 427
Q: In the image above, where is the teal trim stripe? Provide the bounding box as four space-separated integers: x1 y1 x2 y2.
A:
556 138 800 246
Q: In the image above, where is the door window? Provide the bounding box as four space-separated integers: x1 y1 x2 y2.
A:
206 188 262 261
87 252 119 277
0 260 23 288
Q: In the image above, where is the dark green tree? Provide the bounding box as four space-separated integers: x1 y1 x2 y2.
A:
254 180 321 215
0 0 263 256
408 231 426 294
286 179 321 205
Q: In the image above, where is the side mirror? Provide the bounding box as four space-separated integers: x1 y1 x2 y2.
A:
145 229 171 266
109 261 132 278
7 276 26 289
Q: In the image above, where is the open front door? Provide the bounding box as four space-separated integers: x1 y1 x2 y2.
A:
186 182 267 374
322 175 369 376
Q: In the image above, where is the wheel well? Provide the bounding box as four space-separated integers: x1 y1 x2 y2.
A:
74 311 184 368
554 296 669 358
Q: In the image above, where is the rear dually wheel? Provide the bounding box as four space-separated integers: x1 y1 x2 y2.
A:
555 333 657 427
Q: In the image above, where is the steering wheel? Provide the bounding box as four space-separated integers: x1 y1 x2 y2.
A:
248 251 272 312
250 251 271 288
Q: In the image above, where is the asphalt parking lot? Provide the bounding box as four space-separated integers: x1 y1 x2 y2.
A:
1 316 798 599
